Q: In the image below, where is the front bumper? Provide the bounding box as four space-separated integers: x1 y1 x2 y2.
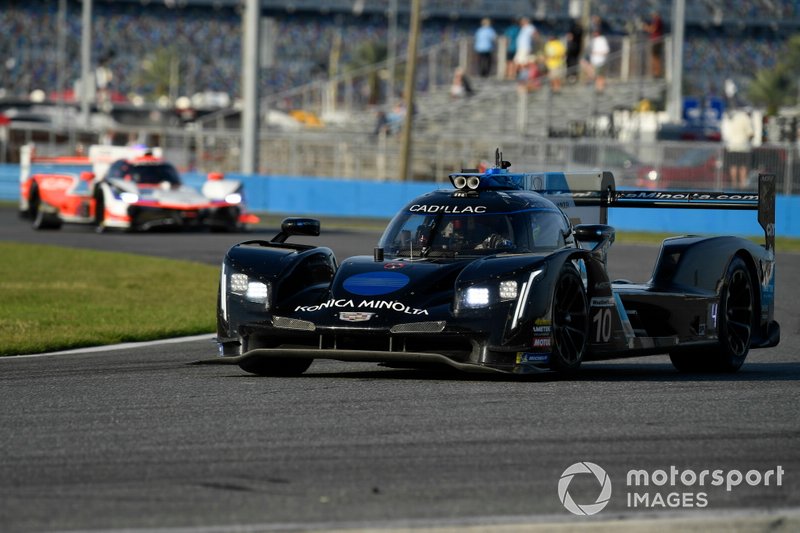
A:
214 314 548 374
129 205 240 230
197 347 550 374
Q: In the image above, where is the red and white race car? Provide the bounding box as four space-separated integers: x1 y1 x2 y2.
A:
19 144 259 232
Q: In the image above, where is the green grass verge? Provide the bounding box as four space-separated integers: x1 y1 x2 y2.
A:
0 242 218 356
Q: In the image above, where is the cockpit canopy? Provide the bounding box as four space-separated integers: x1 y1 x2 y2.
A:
107 159 182 186
379 207 570 258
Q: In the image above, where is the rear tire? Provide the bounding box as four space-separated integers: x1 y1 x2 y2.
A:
549 264 589 373
670 257 754 373
30 189 62 230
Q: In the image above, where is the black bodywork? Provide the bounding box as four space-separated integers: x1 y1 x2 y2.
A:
212 167 779 376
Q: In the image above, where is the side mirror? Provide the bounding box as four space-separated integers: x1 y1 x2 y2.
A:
574 224 615 267
271 217 321 243
574 224 615 246
80 171 94 182
207 172 224 181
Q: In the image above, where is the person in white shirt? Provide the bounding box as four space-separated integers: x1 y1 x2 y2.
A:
513 17 537 69
588 29 610 92
721 109 755 188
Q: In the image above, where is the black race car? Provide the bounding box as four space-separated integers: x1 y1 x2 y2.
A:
209 155 779 376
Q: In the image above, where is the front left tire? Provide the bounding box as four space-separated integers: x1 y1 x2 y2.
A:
549 264 589 373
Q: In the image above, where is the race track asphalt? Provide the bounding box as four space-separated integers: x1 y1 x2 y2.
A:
1 207 799 532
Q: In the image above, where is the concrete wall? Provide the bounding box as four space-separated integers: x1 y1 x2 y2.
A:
3 164 797 238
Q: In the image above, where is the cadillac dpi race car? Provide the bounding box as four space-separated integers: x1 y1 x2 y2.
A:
211 154 778 376
19 144 258 232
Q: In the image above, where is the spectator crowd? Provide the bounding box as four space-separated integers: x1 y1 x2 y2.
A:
0 0 794 109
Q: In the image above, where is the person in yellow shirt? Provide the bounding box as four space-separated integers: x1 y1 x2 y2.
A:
544 34 566 93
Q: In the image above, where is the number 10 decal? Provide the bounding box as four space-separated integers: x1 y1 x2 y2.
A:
593 308 612 343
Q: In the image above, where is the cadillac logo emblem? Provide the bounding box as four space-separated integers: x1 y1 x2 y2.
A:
384 262 405 270
339 311 376 322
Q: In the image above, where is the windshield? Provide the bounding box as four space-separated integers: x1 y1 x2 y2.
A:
128 163 182 186
379 208 568 258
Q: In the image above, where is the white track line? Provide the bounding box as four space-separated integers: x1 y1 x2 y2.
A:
2 333 215 359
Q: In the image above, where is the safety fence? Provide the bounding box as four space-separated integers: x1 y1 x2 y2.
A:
7 123 798 196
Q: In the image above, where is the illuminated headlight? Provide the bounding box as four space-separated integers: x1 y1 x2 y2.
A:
224 192 242 204
119 192 139 203
499 280 518 300
463 286 490 308
229 272 270 307
647 170 659 181
230 273 249 293
245 281 269 304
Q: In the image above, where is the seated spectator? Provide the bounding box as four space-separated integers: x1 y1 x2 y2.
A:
450 67 474 98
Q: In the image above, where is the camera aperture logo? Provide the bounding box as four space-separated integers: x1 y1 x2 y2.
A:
558 462 612 516
558 462 785 515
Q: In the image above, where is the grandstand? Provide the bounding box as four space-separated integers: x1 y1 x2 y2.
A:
0 0 795 104
1 0 799 191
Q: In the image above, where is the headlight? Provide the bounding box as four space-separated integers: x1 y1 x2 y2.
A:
119 192 139 203
499 280 518 300
225 192 242 204
230 273 249 293
457 275 536 312
647 169 659 181
229 272 271 309
246 281 269 303
463 286 490 308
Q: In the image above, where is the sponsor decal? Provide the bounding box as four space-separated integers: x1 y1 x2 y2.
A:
590 297 615 308
357 299 429 315
516 352 550 364
532 336 552 349
343 271 410 296
408 204 487 214
39 176 74 191
533 325 551 334
534 318 551 326
384 262 405 270
617 191 758 202
295 299 428 315
339 311 375 322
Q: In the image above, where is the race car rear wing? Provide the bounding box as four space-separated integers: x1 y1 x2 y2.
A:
20 143 163 182
19 144 91 183
547 173 776 253
610 174 775 253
